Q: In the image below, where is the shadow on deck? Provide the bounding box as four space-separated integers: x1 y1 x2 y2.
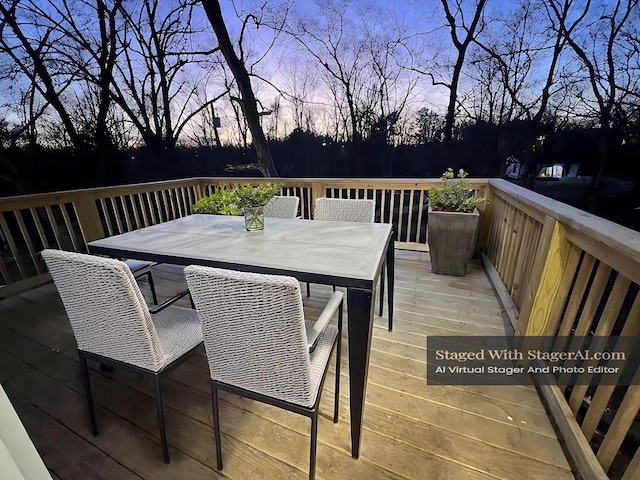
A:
0 250 574 479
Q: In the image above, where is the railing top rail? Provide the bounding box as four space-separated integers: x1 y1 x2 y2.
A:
1 176 492 205
0 177 204 206
489 178 640 265
4 176 637 263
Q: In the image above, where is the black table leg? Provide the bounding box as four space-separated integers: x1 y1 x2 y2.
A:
386 231 395 331
346 287 375 459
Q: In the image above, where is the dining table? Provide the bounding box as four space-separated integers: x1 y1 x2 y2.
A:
87 213 394 458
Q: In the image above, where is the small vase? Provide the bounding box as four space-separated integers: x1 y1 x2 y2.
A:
243 206 265 231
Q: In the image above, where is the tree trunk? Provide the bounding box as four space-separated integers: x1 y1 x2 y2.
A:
201 0 277 177
443 57 463 143
588 119 610 212
440 0 488 144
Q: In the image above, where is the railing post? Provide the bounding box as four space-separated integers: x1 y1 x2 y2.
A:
516 215 571 336
476 182 494 255
74 194 106 245
196 178 207 200
311 181 325 218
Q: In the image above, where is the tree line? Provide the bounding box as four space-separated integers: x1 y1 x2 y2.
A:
0 0 639 194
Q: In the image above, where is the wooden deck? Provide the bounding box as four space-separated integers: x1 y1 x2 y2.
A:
0 250 576 480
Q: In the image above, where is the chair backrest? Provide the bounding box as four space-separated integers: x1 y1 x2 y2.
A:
184 265 315 406
264 195 300 218
314 198 375 223
41 249 165 371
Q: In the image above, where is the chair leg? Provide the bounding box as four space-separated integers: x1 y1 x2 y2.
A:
334 305 342 423
211 382 223 471
306 282 311 297
146 271 158 305
309 413 318 480
153 376 170 464
79 355 98 435
379 263 385 317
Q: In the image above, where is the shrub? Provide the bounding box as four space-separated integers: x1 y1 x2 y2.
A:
192 182 283 214
428 168 485 212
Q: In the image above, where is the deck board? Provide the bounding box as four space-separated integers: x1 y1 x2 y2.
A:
0 250 575 479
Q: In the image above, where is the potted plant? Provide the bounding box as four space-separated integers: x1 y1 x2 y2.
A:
234 183 283 230
192 183 282 231
427 169 485 276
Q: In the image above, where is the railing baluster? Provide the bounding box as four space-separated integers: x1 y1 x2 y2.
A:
121 196 133 232
131 194 143 229
98 198 113 237
30 207 49 249
15 209 43 274
596 386 640 472
0 212 28 279
406 189 415 242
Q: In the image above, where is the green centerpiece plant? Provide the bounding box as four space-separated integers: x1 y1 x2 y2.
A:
192 183 283 231
427 169 486 276
233 183 283 209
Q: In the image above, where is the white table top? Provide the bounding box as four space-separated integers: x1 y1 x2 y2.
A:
88 214 392 289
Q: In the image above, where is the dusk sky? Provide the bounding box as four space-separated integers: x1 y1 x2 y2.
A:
1 0 638 147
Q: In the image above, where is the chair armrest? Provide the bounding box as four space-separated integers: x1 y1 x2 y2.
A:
149 289 191 314
308 291 344 351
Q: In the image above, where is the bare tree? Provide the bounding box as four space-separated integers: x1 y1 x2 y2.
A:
546 0 639 208
0 1 85 149
437 0 488 143
287 0 373 144
280 59 319 133
200 0 277 176
287 0 418 157
110 1 226 154
468 0 571 137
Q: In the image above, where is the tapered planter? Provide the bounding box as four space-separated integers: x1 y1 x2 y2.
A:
427 207 480 276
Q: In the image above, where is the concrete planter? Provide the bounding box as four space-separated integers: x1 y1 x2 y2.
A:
427 207 480 276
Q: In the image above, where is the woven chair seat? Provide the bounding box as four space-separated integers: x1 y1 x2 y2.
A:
150 306 203 369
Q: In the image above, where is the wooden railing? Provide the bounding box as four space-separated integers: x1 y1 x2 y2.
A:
1 176 638 479
485 179 640 480
0 178 204 298
0 177 490 298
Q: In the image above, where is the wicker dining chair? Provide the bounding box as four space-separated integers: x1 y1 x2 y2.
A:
41 249 203 464
184 265 343 480
312 198 390 330
264 195 300 218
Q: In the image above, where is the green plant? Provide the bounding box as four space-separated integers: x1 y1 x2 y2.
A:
192 182 283 215
192 188 242 215
234 182 283 208
428 168 485 212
